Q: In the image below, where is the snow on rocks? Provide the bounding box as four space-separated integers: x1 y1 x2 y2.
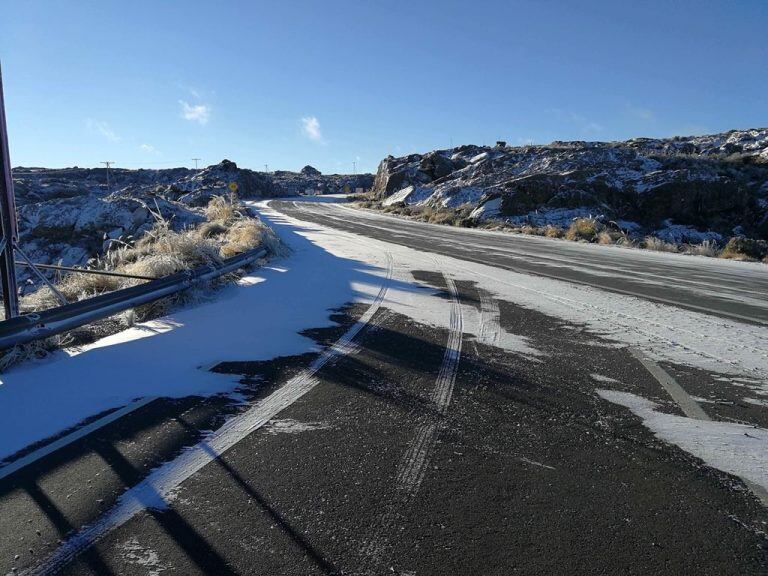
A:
372 128 768 241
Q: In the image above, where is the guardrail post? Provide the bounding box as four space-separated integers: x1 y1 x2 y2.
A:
0 60 20 319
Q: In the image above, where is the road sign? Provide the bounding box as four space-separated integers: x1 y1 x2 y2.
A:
228 182 238 192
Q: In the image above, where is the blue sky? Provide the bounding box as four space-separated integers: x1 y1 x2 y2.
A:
1 0 766 174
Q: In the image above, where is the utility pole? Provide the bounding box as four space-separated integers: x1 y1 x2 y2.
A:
192 157 201 170
0 60 19 318
264 164 269 174
100 161 114 191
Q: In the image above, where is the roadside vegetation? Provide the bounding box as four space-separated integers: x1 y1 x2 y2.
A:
354 196 768 263
0 195 285 370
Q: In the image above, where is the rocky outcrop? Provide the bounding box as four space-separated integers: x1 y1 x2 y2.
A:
300 165 321 176
271 169 373 196
372 128 768 240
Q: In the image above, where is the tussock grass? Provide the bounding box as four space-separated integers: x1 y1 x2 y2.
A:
197 221 228 238
684 240 718 257
719 237 768 261
205 194 241 223
642 236 679 252
565 218 600 242
5 194 286 370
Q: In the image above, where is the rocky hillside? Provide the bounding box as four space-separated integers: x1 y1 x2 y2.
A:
11 160 372 292
372 128 768 243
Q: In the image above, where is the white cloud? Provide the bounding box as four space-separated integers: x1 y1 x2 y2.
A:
301 116 324 142
625 103 655 121
179 100 210 125
86 119 121 142
140 143 160 155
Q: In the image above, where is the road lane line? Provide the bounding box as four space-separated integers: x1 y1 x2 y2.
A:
629 347 768 507
0 397 157 481
29 253 394 576
629 348 710 421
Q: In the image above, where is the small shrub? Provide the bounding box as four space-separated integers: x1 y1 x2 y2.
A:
719 237 768 261
684 240 718 257
220 220 264 259
429 210 458 225
565 218 600 242
205 194 239 223
643 236 679 252
544 226 562 238
597 231 614 245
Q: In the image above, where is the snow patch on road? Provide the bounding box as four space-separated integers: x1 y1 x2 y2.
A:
274 201 768 391
597 389 768 494
264 418 331 434
591 373 620 384
120 538 168 575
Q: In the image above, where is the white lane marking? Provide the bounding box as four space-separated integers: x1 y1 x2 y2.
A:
629 347 768 507
629 348 709 421
360 268 463 574
29 253 394 576
0 397 157 481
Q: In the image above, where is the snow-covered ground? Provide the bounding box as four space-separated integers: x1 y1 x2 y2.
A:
0 198 766 495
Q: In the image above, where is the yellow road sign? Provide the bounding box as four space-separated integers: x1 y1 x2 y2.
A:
228 182 238 192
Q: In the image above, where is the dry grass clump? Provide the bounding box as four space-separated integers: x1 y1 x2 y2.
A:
719 237 768 261
429 210 459 225
684 240 718 257
642 236 679 252
17 194 284 336
544 226 562 238
565 218 600 242
205 194 241 223
220 219 264 259
123 254 186 278
197 221 228 238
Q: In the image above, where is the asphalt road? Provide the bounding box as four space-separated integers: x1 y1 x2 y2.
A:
272 199 768 325
1 198 766 575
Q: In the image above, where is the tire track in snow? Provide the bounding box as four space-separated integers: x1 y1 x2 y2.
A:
28 253 395 576
451 262 768 382
476 288 501 348
358 268 463 575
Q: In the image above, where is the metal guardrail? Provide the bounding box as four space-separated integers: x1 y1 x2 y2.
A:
0 247 267 349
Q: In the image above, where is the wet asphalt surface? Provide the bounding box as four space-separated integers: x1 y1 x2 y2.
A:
0 204 767 574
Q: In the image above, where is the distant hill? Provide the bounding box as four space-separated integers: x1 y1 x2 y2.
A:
9 160 373 289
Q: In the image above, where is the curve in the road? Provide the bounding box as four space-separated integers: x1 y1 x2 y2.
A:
273 200 768 326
